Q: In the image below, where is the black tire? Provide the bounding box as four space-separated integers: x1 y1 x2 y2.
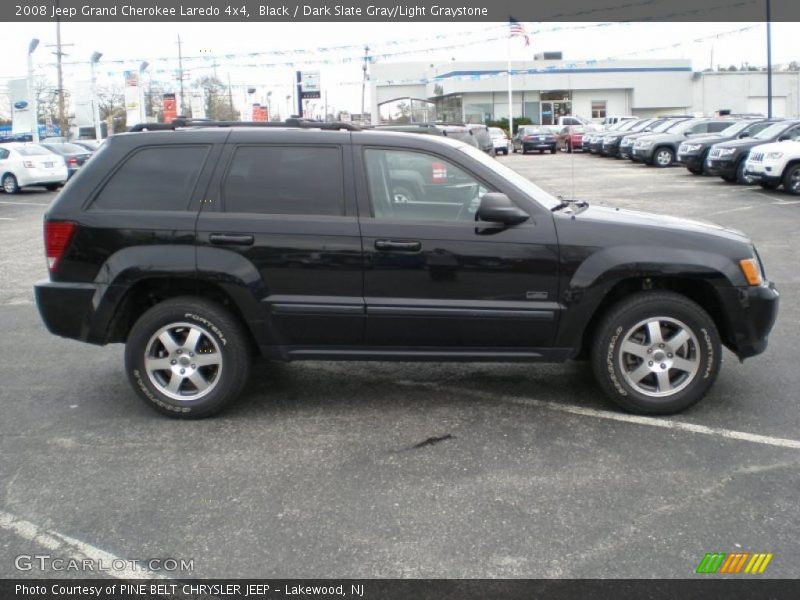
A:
2 173 20 194
125 297 252 418
550 147 557 154
782 163 800 195
653 147 674 168
720 173 737 183
567 142 573 154
591 291 721 415
735 159 754 185
539 149 544 154
758 181 780 191
45 184 60 191
688 166 704 175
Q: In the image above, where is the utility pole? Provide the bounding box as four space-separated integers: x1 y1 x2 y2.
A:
46 7 73 138
177 34 185 115
361 45 370 123
227 72 234 118
766 0 773 118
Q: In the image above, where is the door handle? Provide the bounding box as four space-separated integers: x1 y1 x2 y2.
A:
374 240 422 252
209 233 254 246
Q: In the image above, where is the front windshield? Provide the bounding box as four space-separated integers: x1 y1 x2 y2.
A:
666 119 703 135
629 119 656 132
754 122 789 140
458 143 560 210
718 120 752 137
617 119 641 132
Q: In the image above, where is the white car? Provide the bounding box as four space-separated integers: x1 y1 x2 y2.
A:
488 127 510 155
0 143 68 194
744 140 800 194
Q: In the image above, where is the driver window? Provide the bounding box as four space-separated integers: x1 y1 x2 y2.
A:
364 148 490 222
0 149 9 160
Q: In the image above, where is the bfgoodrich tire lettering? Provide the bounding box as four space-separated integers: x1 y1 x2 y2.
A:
591 291 721 415
125 297 251 418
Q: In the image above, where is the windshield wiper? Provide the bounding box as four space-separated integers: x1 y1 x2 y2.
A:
551 195 589 213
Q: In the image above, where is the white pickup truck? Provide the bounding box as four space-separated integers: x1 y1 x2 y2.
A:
744 139 800 194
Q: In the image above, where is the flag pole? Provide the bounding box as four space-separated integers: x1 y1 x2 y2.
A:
507 33 513 139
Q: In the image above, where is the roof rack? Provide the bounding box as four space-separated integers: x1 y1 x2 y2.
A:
127 118 362 133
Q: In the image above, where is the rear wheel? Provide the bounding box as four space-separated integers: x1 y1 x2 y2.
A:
550 147 557 154
2 174 20 194
591 291 721 415
125 297 252 418
783 164 800 195
653 147 674 168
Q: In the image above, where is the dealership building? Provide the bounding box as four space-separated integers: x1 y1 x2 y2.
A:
370 57 800 125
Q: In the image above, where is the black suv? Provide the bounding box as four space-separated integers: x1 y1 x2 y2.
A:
706 120 800 184
630 119 735 167
676 119 780 175
35 120 779 418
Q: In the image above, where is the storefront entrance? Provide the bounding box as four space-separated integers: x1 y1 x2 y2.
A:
540 91 573 125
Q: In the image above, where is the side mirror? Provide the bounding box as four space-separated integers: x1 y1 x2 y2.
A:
738 132 751 139
778 136 789 142
477 193 529 226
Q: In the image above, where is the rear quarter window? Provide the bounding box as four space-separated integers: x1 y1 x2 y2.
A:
91 145 210 211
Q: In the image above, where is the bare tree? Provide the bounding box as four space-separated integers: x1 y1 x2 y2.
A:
196 75 239 121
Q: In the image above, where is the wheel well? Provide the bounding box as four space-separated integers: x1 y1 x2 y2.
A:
578 276 733 359
105 278 260 354
782 159 800 178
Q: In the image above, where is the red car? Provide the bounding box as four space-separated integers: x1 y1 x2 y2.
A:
557 125 587 153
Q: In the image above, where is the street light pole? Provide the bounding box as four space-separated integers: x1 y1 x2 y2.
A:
139 61 149 123
90 51 103 140
766 0 773 118
27 38 40 142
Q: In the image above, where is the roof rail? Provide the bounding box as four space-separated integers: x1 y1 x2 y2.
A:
127 118 361 133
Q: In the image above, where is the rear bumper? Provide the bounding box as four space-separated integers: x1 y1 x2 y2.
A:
34 280 104 344
718 282 780 360
522 142 556 151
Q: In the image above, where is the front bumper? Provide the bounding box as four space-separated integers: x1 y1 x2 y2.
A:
705 157 737 178
619 143 634 158
677 152 705 170
632 147 655 162
718 282 780 360
744 161 782 185
601 141 622 156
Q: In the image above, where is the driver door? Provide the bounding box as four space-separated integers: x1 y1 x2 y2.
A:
355 146 560 349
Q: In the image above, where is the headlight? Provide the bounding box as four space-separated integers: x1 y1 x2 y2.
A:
683 144 702 152
603 136 615 143
621 137 631 145
766 152 784 159
639 140 653 148
717 148 737 157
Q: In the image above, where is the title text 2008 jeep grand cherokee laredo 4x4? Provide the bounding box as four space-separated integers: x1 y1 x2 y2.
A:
35 120 779 418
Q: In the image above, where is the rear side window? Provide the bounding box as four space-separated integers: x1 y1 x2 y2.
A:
0 149 9 159
707 122 732 133
222 146 343 216
92 145 210 211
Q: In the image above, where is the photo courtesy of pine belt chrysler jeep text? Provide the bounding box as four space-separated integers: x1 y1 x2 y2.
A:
35 121 779 418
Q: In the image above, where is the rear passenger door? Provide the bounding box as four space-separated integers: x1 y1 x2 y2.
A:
195 131 363 354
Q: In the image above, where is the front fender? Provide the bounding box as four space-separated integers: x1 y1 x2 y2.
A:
554 245 741 349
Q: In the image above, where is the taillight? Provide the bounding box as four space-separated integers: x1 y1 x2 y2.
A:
67 157 78 167
23 160 35 168
44 221 77 273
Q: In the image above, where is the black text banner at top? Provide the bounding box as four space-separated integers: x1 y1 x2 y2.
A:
4 0 800 22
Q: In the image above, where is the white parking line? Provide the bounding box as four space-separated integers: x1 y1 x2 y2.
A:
0 510 163 580
0 200 49 206
397 381 800 451
0 217 15 221
706 205 754 216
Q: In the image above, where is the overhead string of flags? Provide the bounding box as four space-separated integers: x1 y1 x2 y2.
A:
38 22 761 85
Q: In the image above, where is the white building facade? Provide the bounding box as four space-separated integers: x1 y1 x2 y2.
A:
371 58 800 125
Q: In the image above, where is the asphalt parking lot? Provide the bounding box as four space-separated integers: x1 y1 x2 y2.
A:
1 152 799 579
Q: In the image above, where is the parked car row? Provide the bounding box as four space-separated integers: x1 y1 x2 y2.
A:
0 139 98 193
583 115 800 195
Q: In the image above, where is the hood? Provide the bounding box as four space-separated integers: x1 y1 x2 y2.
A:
637 132 684 143
566 205 749 244
747 140 800 154
679 133 727 145
712 136 768 150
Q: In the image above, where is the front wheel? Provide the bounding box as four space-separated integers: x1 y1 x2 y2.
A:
688 166 704 175
653 147 674 168
736 159 755 185
125 297 252 418
591 291 721 415
783 164 800 195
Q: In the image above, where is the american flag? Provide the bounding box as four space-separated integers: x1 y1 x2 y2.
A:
509 17 530 46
